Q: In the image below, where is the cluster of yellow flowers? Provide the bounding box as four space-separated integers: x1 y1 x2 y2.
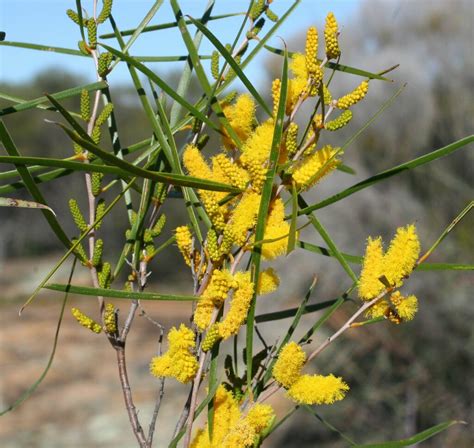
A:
71 307 102 334
358 224 421 323
191 384 274 448
149 324 199 383
273 342 349 405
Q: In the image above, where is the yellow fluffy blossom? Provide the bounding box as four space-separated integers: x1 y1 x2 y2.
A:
183 144 213 180
190 384 241 448
286 54 309 113
272 341 306 388
287 374 349 405
261 223 291 260
183 145 227 230
383 224 420 287
246 403 275 433
240 119 275 191
336 80 369 109
326 110 353 131
217 272 255 339
390 291 419 321
103 303 116 334
222 420 256 448
291 52 308 80
359 225 421 306
358 236 385 300
194 269 235 331
221 403 275 448
305 27 319 75
257 267 280 295
71 308 102 334
212 153 249 190
193 295 215 332
224 191 261 247
175 225 193 266
260 198 291 260
150 324 198 383
324 12 341 60
222 94 256 149
291 145 341 191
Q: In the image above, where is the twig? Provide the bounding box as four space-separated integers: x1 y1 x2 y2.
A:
307 292 389 363
147 324 165 446
116 347 149 447
183 308 219 448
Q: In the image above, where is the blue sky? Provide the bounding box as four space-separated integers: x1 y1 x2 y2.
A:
0 0 359 88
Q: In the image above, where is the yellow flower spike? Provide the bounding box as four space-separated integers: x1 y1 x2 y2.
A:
202 269 234 304
257 267 280 295
285 122 299 157
383 224 420 287
201 324 221 352
305 27 319 76
322 83 333 105
182 144 213 183
291 145 341 191
272 78 281 117
272 341 307 388
212 153 249 190
175 225 193 266
336 80 369 109
103 303 117 334
71 308 102 334
326 110 353 131
267 198 285 227
193 296 215 331
324 12 341 60
240 119 275 191
287 373 349 405
358 236 385 300
259 198 291 260
221 94 256 149
390 291 419 321
225 191 261 247
217 272 255 340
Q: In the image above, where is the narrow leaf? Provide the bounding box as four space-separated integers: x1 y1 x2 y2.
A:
298 135 474 215
299 196 358 282
355 420 465 447
0 197 55 215
0 121 72 250
99 13 242 38
44 283 196 301
100 43 222 134
263 44 391 81
0 81 106 117
188 16 273 117
247 48 288 388
286 182 298 254
0 40 87 57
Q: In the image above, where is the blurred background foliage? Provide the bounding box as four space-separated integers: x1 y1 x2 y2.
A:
0 0 472 447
